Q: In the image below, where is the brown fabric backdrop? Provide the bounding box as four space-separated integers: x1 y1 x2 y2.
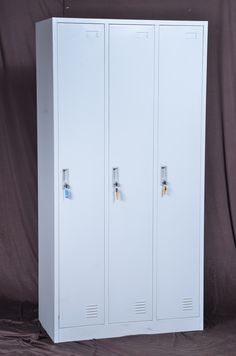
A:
0 0 236 321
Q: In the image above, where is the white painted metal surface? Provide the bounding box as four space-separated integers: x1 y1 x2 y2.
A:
57 23 105 328
156 25 204 320
109 24 154 324
36 19 55 341
36 17 208 343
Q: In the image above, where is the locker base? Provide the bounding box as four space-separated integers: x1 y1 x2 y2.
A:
48 317 203 343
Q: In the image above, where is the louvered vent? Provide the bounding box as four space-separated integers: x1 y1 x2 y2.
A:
135 301 146 315
86 304 98 319
182 298 193 311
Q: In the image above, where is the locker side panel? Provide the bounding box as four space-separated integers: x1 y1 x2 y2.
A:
157 25 205 320
58 23 105 328
108 25 155 323
36 19 56 340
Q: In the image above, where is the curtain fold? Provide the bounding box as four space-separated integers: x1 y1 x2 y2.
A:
0 0 63 303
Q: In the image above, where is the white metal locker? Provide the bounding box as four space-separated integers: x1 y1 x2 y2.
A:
36 18 208 343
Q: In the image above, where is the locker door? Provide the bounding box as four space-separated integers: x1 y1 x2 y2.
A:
108 25 155 323
157 26 204 319
58 24 105 327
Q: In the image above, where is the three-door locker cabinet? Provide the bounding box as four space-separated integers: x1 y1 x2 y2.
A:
36 18 208 343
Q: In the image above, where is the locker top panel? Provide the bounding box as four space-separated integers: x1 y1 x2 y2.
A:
36 17 208 28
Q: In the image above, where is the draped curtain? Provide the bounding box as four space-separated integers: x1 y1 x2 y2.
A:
0 0 236 320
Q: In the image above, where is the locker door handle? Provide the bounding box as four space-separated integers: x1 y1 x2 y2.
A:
62 169 72 199
161 166 168 196
112 167 120 201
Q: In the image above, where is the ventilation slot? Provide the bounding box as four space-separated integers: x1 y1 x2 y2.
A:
135 301 146 315
86 304 98 319
182 298 193 311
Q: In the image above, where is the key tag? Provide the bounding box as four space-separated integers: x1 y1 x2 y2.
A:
115 186 120 201
64 183 72 199
161 182 168 196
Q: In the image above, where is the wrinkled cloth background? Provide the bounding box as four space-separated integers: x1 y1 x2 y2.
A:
0 0 236 354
